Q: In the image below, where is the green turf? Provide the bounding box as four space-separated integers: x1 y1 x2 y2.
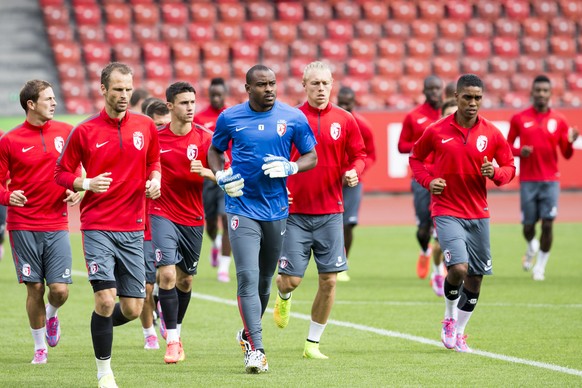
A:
0 115 87 131
0 223 581 387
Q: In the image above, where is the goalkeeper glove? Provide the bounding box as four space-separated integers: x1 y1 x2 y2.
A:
261 155 298 178
216 168 244 197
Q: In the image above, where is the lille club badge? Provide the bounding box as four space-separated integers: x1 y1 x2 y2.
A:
187 144 198 160
277 120 287 137
133 131 144 150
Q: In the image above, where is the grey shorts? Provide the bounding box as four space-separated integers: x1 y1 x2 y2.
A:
10 230 73 285
278 213 347 277
520 181 559 225
203 178 226 220
83 230 146 298
144 240 156 284
434 216 492 276
412 179 432 228
342 183 363 225
150 215 203 276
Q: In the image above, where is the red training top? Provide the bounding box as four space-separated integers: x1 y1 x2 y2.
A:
351 111 376 177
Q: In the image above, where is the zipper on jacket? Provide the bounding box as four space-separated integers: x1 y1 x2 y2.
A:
118 120 122 148
317 111 321 136
40 128 47 152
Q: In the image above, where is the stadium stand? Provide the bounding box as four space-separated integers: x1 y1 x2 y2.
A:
31 0 582 114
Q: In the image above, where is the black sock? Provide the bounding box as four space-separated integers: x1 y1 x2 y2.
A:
91 311 112 360
444 278 461 301
458 289 480 312
159 287 178 330
111 303 131 327
176 288 191 325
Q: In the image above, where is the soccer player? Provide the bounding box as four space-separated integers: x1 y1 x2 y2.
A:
0 129 6 261
145 99 171 127
208 65 317 373
273 62 366 359
409 74 516 353
335 86 376 282
55 62 161 388
398 75 444 280
130 88 150 111
0 80 80 364
151 81 216 364
507 75 579 281
194 78 233 282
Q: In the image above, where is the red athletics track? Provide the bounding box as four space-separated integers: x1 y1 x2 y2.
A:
66 191 581 232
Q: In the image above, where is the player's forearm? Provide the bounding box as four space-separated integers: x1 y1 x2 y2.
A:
208 145 225 173
295 148 317 172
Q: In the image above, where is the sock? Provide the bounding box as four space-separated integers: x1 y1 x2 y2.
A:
31 327 47 351
96 358 113 380
143 326 156 338
218 255 231 273
278 291 291 300
527 238 539 253
307 320 327 343
443 278 461 320
111 303 131 327
456 289 479 335
176 288 191 325
91 312 113 361
159 287 178 330
166 329 179 343
177 323 182 338
46 303 58 319
214 234 222 249
535 251 550 272
456 310 472 336
434 262 444 276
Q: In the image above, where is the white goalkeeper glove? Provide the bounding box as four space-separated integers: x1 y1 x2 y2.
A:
216 168 244 197
261 155 298 178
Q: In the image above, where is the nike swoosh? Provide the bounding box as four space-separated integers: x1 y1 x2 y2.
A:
62 274 71 278
524 122 534 128
22 146 34 152
484 266 492 271
335 262 344 267
441 138 454 144
235 126 247 132
96 141 109 148
160 149 172 154
281 229 286 235
417 117 428 124
139 288 146 293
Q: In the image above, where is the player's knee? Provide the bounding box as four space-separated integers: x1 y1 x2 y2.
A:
48 284 69 304
277 274 300 293
541 219 553 234
237 269 259 296
25 282 45 297
319 273 337 293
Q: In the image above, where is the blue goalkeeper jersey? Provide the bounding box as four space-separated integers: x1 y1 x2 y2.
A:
212 101 316 221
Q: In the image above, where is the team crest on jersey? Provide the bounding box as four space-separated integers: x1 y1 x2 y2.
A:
277 120 287 136
476 135 488 152
155 249 162 263
22 264 31 277
279 256 289 269
230 216 239 231
443 250 451 263
133 131 144 150
330 122 341 140
547 118 557 133
187 144 198 160
54 136 64 153
88 261 99 275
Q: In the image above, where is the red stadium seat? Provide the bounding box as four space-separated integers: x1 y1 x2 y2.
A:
575 55 582 73
566 74 582 91
112 43 141 62
40 0 65 6
320 39 348 61
561 91 582 107
476 2 500 21
460 58 489 75
281 78 304 106
559 0 582 20
522 37 548 57
504 0 530 21
86 61 105 81
333 1 362 20
349 39 377 59
305 2 332 21
492 37 519 57
160 24 187 42
328 61 346 80
74 4 101 25
404 58 431 77
551 18 576 36
247 2 275 22
232 59 254 78
43 6 70 25
71 0 98 5
133 24 160 43
61 79 89 99
532 0 558 20
546 56 573 74
327 20 354 42
227 78 248 101
144 60 173 82
386 93 415 110
190 3 216 23
161 3 188 25
53 42 82 64
438 20 465 40
376 58 404 79
522 18 548 38
289 57 312 77
242 22 269 44
262 41 288 60
383 21 410 39
105 24 133 44
133 3 159 24
370 76 398 99
354 21 382 40
446 1 472 21
231 41 259 61
215 22 242 43
341 77 370 95
172 42 199 61
411 20 437 40
83 42 112 64
418 2 444 21
270 21 297 43
355 94 386 110
187 24 214 41
494 19 520 38
467 19 493 37
78 25 104 43
268 62 290 78
362 1 388 23
390 1 416 22
510 74 532 93
517 57 544 74
201 42 229 61
217 3 245 23
398 77 424 100
174 60 201 81
483 74 509 97
489 56 516 75
290 40 317 59
143 41 170 61
377 38 405 58
144 79 167 99
406 38 434 58
433 56 460 79
277 2 304 22
547 76 566 95
435 39 462 57
503 92 530 109
64 97 94 115
550 36 576 56
464 38 491 58
47 25 74 43
57 63 86 81
103 4 131 26
298 21 326 42
202 61 231 79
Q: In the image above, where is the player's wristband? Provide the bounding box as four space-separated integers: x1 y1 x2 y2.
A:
82 178 91 191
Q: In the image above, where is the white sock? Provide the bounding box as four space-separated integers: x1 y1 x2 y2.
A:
214 234 222 249
96 358 113 380
527 238 539 253
177 323 182 338
534 250 550 272
143 326 156 338
46 303 58 319
444 297 459 320
167 329 179 343
278 291 291 300
307 320 327 343
217 255 231 273
31 328 47 351
456 310 473 335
